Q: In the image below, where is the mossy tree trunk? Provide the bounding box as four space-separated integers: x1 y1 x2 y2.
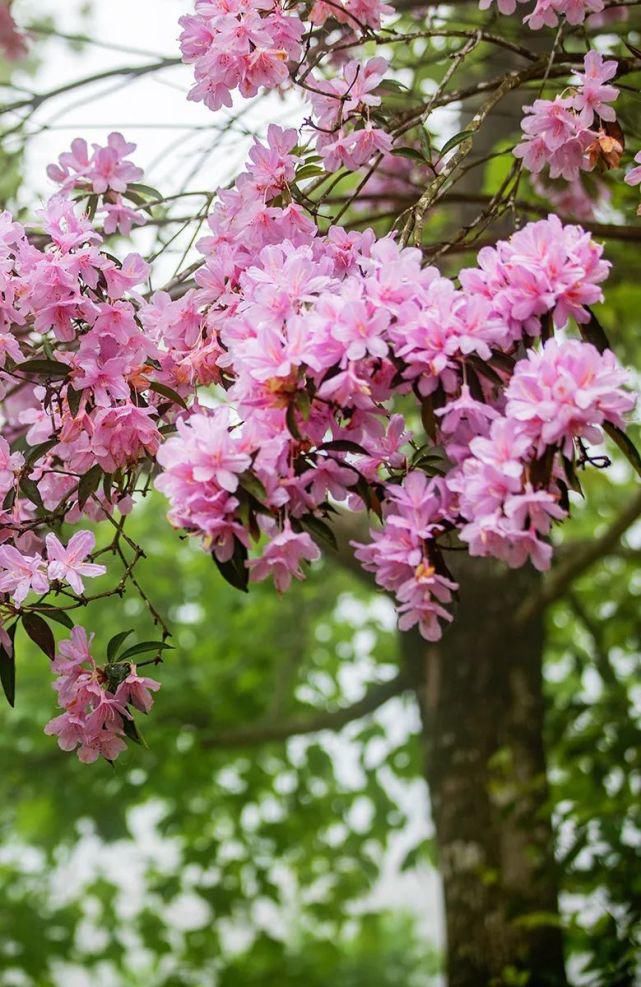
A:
404 559 567 987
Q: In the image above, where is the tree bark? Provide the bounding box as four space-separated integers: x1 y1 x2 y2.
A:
404 558 567 987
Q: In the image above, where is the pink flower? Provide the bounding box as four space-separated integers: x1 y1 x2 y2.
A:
505 339 635 454
572 51 618 126
524 0 604 29
77 731 127 764
91 404 161 473
0 435 23 499
331 298 390 362
319 126 392 172
102 198 146 236
45 530 106 595
44 711 87 752
625 150 641 188
479 0 526 12
157 409 252 494
248 521 321 591
514 97 594 182
54 626 93 668
460 514 554 572
78 731 127 764
115 665 161 713
504 486 566 534
0 545 49 604
48 133 143 196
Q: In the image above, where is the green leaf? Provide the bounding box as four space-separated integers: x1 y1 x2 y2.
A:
212 538 249 593
148 381 188 411
107 629 135 664
36 607 74 630
2 487 15 511
126 183 163 201
123 716 148 748
286 403 302 441
319 439 368 455
421 398 437 442
19 476 44 512
77 464 103 510
118 641 173 662
25 438 58 467
21 613 56 661
0 624 17 707
239 472 267 502
391 147 426 163
378 79 409 94
439 130 474 157
579 308 611 354
14 358 70 379
67 386 83 417
604 422 641 478
299 515 338 552
295 164 325 182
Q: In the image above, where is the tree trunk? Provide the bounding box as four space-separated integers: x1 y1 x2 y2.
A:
403 558 567 987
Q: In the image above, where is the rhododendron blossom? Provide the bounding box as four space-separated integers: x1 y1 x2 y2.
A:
0 0 637 767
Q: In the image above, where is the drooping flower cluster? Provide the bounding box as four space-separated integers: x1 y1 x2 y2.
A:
141 126 632 641
515 52 620 183
179 0 394 176
179 0 304 112
308 57 393 172
44 627 160 763
0 0 637 766
449 341 634 570
354 473 458 641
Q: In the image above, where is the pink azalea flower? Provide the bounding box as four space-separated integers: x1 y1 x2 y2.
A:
45 530 106 595
248 521 321 591
572 51 619 126
625 150 641 188
0 545 49 604
115 665 161 713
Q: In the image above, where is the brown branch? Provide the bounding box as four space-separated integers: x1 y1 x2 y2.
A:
0 58 182 116
199 671 411 748
514 487 641 625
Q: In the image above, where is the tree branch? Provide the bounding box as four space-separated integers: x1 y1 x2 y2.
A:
0 58 182 116
199 671 411 748
514 487 641 625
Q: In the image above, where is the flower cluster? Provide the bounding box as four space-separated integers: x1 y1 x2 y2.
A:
449 341 634 571
308 57 392 172
479 0 604 28
47 132 146 235
44 627 160 763
179 0 393 175
145 126 629 639
0 0 637 765
515 53 620 183
0 532 105 605
179 0 304 112
354 473 458 641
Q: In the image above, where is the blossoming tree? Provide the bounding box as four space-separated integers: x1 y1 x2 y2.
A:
0 0 640 982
